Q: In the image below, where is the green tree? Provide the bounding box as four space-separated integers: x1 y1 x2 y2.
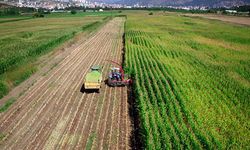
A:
71 10 77 14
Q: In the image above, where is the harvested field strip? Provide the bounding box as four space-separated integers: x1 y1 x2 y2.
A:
0 16 106 99
22 38 107 150
0 17 131 150
0 31 105 131
2 29 106 150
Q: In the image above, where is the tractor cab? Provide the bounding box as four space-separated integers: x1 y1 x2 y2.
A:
106 61 132 87
109 67 122 81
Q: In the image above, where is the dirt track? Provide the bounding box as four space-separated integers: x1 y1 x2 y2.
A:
0 17 131 150
184 14 250 26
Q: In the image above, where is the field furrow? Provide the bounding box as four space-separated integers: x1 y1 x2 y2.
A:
0 17 131 150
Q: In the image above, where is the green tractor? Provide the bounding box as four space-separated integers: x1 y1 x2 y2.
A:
84 66 102 92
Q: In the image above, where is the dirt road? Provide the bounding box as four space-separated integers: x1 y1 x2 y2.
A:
0 17 131 150
184 14 250 26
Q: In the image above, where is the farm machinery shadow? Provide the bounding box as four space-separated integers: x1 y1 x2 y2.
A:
127 80 143 150
80 84 100 93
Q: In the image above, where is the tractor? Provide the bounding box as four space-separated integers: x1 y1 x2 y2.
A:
84 65 102 92
106 60 132 87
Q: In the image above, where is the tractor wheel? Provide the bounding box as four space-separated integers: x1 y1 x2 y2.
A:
108 79 115 87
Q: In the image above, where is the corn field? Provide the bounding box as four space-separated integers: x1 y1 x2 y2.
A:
124 13 250 149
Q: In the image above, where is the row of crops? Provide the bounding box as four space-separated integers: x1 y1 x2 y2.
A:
0 34 72 75
124 13 250 149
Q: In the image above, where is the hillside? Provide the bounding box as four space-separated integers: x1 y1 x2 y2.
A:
2 0 250 7
98 0 250 7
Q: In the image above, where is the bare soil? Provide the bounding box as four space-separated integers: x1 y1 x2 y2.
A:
184 14 250 26
0 17 132 150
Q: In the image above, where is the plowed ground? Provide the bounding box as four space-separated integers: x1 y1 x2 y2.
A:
0 17 131 150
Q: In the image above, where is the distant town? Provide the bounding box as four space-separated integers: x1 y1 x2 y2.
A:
1 0 250 16
3 0 124 9
1 0 214 11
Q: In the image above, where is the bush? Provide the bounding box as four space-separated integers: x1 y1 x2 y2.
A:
118 10 122 13
43 11 51 14
0 98 16 113
72 31 77 36
149 12 153 15
0 8 19 16
71 10 77 15
0 133 5 141
0 82 8 99
222 10 227 15
33 12 44 18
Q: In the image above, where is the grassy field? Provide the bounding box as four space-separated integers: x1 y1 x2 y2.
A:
46 11 119 18
124 11 250 149
0 13 109 99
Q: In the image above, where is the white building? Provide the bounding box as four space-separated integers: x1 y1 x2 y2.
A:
226 10 237 13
